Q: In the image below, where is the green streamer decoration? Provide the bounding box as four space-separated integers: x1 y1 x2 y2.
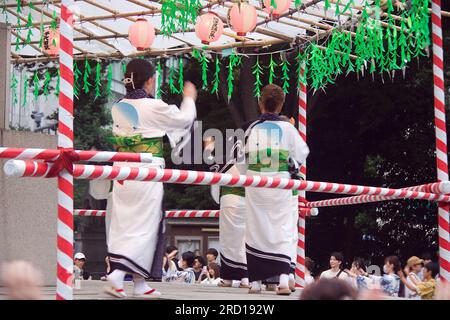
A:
106 64 113 97
324 0 331 11
16 0 22 14
211 56 221 95
341 0 354 14
200 53 209 90
22 73 29 108
156 61 163 99
43 71 51 99
252 56 263 98
227 52 241 101
178 57 184 93
55 69 60 97
33 72 40 101
10 71 18 107
14 30 21 52
94 61 102 99
168 61 179 94
74 61 82 98
25 12 33 46
268 54 277 84
83 59 92 94
39 23 45 48
281 59 290 93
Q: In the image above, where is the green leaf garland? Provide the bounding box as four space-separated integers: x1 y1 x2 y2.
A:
22 72 29 107
268 54 277 84
94 61 102 99
83 59 92 94
252 56 264 98
33 72 40 101
10 71 18 107
211 55 221 95
106 63 113 97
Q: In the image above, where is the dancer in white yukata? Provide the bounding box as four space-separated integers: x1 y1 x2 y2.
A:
211 165 250 289
245 84 309 295
105 59 198 298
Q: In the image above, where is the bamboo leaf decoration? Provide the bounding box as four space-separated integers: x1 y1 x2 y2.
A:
268 54 277 84
211 55 221 95
200 53 209 90
94 61 102 99
178 56 184 93
161 0 201 35
281 59 290 93
10 71 18 107
168 61 179 94
22 73 29 107
156 61 163 99
55 69 60 97
83 59 92 94
74 62 82 98
227 52 241 101
106 64 113 97
43 70 51 99
33 72 40 101
252 56 264 98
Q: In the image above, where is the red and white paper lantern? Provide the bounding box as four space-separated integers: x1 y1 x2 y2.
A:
263 0 293 17
195 12 224 44
128 18 156 51
43 28 60 56
228 2 257 36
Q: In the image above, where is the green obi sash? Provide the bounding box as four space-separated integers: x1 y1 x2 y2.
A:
108 134 163 158
248 149 289 172
221 186 245 198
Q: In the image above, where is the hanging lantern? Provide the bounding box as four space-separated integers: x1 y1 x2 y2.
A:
128 18 156 51
195 12 224 45
228 2 257 36
263 0 293 17
43 28 60 56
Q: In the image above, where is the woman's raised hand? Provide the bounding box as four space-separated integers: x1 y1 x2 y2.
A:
183 81 197 102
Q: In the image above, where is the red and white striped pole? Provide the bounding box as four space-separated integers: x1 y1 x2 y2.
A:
432 0 450 282
57 0 75 300
296 62 307 288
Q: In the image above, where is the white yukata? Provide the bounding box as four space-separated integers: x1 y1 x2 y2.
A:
211 165 248 281
107 97 196 279
245 119 309 281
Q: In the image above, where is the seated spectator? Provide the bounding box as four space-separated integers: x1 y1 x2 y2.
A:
199 263 222 285
74 252 91 280
320 252 349 282
305 257 315 287
193 256 206 281
162 251 196 284
300 278 357 300
206 248 219 264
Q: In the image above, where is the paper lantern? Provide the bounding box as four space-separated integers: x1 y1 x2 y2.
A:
263 0 293 16
228 2 257 36
128 18 156 51
195 13 224 44
43 28 60 56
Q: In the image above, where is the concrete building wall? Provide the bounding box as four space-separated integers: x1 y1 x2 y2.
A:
0 129 57 286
